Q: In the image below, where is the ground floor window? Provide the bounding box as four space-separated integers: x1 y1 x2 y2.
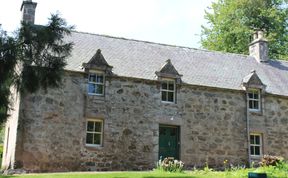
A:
250 134 262 156
86 119 103 146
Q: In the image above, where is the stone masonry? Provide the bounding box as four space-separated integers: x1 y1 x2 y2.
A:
8 70 287 172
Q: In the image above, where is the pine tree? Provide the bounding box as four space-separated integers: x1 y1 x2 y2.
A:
0 14 74 123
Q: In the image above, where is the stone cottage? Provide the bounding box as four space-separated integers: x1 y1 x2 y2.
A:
2 0 288 172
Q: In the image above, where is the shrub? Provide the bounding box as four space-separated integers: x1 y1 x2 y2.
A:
260 155 284 167
157 157 184 172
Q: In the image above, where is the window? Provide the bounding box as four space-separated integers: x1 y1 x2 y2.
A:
161 80 175 103
88 73 104 95
248 89 260 111
86 119 103 146
250 134 262 156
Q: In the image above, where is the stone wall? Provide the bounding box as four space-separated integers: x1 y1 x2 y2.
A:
11 71 288 172
249 95 288 162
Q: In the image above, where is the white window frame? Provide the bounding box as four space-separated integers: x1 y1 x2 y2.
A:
88 72 105 96
85 119 103 147
248 89 261 112
161 79 176 103
250 133 262 157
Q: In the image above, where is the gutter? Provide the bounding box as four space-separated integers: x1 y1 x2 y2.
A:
246 91 251 167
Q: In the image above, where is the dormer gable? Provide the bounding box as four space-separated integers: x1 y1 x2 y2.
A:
242 70 266 90
82 49 113 74
155 59 182 83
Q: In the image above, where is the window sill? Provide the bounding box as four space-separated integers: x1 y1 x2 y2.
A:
88 93 104 96
249 109 263 116
161 101 175 104
85 144 103 151
250 155 262 159
86 93 105 100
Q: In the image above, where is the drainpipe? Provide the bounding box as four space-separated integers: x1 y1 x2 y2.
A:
246 91 251 167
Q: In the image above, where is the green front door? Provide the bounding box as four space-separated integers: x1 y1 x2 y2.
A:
159 125 180 160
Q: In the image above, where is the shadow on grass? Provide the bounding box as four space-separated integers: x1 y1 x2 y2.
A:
112 177 198 178
143 177 198 178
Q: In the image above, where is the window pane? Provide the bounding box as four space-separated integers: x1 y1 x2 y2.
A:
255 146 260 155
93 134 101 145
96 75 104 83
89 74 96 82
254 101 259 109
254 93 259 99
162 82 167 90
86 133 93 144
249 100 253 109
168 92 174 102
87 121 94 131
95 84 104 94
255 135 260 145
168 83 174 90
95 122 102 132
88 83 95 93
162 91 167 101
250 146 254 155
250 135 255 144
248 93 253 99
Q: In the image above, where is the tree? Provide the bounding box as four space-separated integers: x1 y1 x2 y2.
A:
201 0 288 60
0 14 73 124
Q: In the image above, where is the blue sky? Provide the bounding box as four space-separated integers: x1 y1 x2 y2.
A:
0 0 214 48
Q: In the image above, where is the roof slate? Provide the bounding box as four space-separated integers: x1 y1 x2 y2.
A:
64 31 288 97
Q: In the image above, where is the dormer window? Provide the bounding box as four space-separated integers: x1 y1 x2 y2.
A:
242 70 265 112
248 89 260 111
155 59 182 104
82 49 113 96
161 79 175 103
88 72 104 95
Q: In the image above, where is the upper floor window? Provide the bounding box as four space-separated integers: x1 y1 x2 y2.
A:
161 80 175 103
248 89 260 111
88 73 104 95
86 119 103 146
250 134 262 156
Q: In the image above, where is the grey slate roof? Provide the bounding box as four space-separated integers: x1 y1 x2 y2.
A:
64 31 288 97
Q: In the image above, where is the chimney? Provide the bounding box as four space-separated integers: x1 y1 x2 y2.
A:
20 0 37 24
249 30 269 62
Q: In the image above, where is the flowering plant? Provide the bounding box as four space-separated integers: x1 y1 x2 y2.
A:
157 157 184 172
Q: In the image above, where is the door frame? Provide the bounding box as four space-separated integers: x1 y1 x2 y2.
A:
159 124 180 160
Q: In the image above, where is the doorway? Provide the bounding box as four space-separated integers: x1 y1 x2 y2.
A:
159 125 180 160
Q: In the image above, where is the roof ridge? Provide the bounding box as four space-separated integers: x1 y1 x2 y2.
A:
71 30 250 58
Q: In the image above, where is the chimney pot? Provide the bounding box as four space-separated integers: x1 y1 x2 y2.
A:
253 32 258 40
257 30 264 39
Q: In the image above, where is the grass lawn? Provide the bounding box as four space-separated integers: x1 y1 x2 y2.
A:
1 164 288 178
0 169 284 178
0 171 226 178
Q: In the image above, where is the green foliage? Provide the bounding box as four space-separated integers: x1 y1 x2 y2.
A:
201 0 288 60
0 14 73 124
0 26 18 123
156 157 184 172
18 14 74 93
